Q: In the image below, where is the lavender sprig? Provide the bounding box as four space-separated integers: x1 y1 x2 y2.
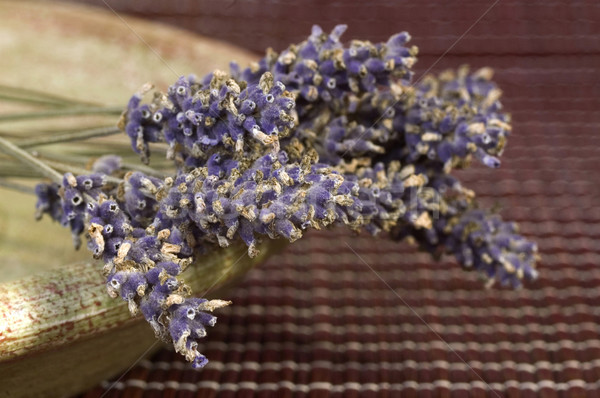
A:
123 71 295 166
391 174 539 288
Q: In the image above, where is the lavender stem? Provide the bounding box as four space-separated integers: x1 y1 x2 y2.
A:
0 106 123 122
0 137 63 183
17 126 121 148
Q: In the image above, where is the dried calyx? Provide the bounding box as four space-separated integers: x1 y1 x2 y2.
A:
34 25 538 368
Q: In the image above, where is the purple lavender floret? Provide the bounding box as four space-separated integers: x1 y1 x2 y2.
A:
232 25 416 118
393 66 509 171
34 182 62 222
123 71 295 166
166 298 225 368
86 199 130 260
92 155 122 175
318 116 388 165
390 174 539 288
396 204 539 288
104 253 229 369
122 171 163 227
448 209 538 287
34 172 107 249
303 65 509 176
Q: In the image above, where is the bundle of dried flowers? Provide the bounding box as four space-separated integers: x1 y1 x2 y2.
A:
1 25 538 368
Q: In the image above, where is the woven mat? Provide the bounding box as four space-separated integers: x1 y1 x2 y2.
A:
75 1 599 396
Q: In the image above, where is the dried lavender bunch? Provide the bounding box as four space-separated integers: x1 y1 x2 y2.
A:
30 25 538 368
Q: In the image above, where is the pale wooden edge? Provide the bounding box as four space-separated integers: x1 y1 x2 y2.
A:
0 318 159 398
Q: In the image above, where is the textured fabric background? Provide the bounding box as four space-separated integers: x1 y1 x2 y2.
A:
72 1 600 396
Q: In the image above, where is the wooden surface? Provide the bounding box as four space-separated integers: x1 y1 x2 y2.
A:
0 1 268 397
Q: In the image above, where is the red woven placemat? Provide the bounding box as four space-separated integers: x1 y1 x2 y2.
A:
74 1 600 396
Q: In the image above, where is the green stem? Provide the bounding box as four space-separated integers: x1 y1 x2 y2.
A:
0 179 35 194
0 106 123 122
0 84 100 107
0 94 71 108
0 137 62 183
0 160 42 178
35 151 170 178
18 126 121 148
